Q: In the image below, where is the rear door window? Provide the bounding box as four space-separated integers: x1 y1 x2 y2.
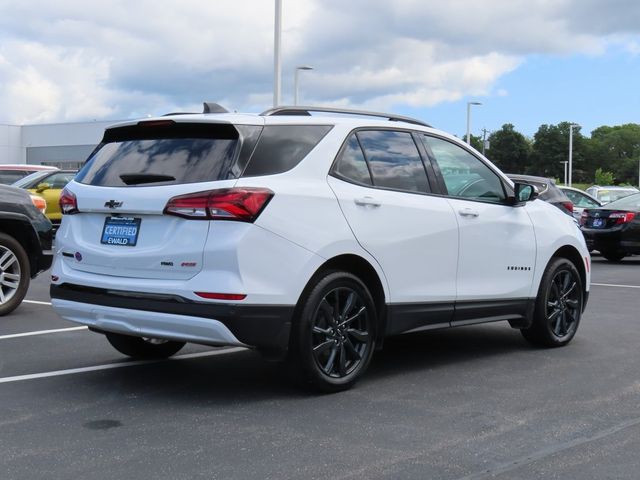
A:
357 130 430 193
332 134 373 186
76 123 260 187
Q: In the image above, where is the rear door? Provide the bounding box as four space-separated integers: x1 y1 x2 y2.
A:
58 120 261 280
328 129 459 332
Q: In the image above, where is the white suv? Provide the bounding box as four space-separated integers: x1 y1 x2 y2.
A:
51 105 590 391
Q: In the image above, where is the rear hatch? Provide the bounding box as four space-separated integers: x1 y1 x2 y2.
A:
60 119 263 280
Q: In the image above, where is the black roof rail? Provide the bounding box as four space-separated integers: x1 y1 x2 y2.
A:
260 106 432 128
162 112 198 116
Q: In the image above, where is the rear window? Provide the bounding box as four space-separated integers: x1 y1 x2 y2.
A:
76 123 261 187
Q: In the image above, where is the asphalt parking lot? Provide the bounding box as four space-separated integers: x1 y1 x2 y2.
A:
1 256 639 480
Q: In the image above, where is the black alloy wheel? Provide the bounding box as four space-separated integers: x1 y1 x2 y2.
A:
545 269 581 339
521 257 583 347
290 271 376 392
311 287 371 379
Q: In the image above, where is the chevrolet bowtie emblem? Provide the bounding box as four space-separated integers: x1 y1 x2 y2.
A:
104 200 123 209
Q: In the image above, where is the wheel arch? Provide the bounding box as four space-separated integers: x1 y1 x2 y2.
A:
551 245 588 311
0 217 38 278
296 253 388 348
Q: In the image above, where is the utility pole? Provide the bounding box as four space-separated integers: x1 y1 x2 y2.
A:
481 128 489 156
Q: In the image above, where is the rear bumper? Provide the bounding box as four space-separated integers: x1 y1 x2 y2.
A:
582 228 640 254
50 283 294 352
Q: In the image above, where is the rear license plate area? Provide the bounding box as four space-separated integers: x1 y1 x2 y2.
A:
101 217 141 246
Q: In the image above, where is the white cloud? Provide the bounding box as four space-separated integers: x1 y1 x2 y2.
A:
0 0 638 123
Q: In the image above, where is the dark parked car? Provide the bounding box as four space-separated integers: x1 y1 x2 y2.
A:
580 192 640 262
0 185 53 315
508 174 574 216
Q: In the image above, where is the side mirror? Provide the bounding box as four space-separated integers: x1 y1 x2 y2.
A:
508 182 538 205
36 183 51 193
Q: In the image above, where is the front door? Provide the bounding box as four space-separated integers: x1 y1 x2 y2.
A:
420 134 536 324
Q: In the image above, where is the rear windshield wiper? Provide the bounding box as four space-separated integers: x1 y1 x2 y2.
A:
119 173 176 185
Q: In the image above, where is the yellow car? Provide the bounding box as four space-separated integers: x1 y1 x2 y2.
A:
13 170 77 226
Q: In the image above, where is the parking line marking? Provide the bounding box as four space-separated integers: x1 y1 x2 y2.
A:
0 347 246 385
0 326 88 340
592 282 640 289
23 300 52 306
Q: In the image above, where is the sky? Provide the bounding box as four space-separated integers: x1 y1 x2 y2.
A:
0 0 639 138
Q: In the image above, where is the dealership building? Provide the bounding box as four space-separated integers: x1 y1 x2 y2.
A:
0 119 125 169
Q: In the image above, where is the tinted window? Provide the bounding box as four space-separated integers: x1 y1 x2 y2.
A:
242 125 333 177
0 171 30 185
423 136 505 203
357 130 429 193
333 134 372 185
76 123 248 187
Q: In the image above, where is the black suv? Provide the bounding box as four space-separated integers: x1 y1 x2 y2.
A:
0 185 53 315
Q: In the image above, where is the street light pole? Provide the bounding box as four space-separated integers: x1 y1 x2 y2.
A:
294 65 313 105
568 123 580 187
560 161 568 185
273 0 282 107
466 102 482 144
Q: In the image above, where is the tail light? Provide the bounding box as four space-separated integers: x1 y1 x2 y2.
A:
561 201 574 213
164 187 274 222
30 195 47 214
609 211 636 224
59 188 79 215
580 210 588 226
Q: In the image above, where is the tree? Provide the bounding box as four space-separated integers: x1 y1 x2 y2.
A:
456 133 483 152
594 168 615 185
484 124 530 173
529 122 587 182
586 124 640 185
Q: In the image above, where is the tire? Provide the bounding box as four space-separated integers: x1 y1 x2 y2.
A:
105 332 185 359
0 232 31 316
601 250 625 262
288 271 377 393
521 257 583 347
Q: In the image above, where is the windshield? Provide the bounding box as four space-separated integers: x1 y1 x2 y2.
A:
11 170 56 188
597 188 638 203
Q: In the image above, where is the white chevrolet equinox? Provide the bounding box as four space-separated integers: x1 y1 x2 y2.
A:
51 104 590 392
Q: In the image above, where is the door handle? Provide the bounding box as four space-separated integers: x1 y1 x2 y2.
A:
458 208 479 218
354 196 381 207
